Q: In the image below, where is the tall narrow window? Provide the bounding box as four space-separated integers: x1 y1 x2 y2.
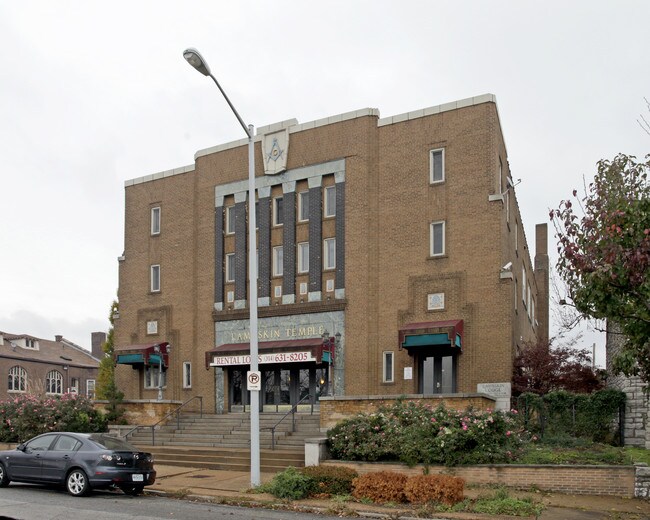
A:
324 186 336 217
226 206 235 234
323 238 336 270
298 242 309 273
86 379 96 399
430 149 445 183
145 367 165 389
46 370 63 395
273 197 284 226
298 191 309 222
522 268 527 306
183 362 192 389
225 253 235 282
150 265 161 292
69 378 79 393
383 352 394 383
273 246 283 276
8 366 26 392
514 277 518 311
151 207 161 235
430 221 446 256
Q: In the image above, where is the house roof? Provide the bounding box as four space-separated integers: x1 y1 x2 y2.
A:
0 331 100 369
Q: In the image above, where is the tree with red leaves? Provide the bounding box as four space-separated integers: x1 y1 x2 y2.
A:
551 153 650 388
513 340 603 396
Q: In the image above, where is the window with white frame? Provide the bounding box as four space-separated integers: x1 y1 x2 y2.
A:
323 238 336 270
498 157 503 194
324 186 336 217
430 221 446 256
145 366 166 389
515 220 519 253
151 206 161 235
227 290 234 303
383 351 394 383
225 253 235 283
299 282 308 295
430 148 445 183
273 197 284 226
69 377 79 393
522 268 527 306
8 366 26 392
527 285 532 317
297 242 309 273
226 206 235 234
183 362 192 389
531 298 535 325
273 246 283 276
514 277 518 311
298 191 309 222
46 370 63 395
150 265 161 292
86 379 96 399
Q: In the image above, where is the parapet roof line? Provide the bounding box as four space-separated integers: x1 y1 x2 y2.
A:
125 94 497 187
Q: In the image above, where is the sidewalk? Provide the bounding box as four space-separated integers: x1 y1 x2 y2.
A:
151 464 650 519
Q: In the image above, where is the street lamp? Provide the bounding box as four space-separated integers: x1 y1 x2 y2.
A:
183 47 261 487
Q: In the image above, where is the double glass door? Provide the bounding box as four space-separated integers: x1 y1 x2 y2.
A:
419 355 456 394
229 365 328 411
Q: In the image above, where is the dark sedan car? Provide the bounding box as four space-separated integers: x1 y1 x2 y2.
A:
0 432 156 496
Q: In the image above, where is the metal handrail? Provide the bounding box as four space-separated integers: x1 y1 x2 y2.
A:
261 394 313 450
123 396 203 446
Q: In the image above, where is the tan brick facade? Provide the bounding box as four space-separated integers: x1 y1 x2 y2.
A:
115 95 548 414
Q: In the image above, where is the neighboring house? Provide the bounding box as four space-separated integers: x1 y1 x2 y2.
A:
114 94 549 413
606 323 650 448
0 331 102 400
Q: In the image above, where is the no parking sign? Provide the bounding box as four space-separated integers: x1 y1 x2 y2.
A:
247 371 261 391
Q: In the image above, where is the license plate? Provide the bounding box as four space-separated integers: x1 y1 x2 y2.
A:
132 474 144 482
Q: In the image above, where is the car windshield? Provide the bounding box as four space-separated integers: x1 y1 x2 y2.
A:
87 434 139 451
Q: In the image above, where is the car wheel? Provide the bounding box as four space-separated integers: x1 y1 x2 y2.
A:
0 462 10 487
120 485 144 496
66 469 90 496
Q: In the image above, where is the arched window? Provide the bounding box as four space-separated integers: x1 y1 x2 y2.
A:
8 366 27 392
46 370 63 395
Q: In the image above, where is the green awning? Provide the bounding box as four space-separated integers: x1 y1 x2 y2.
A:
399 320 464 352
114 342 170 368
402 333 453 347
116 353 144 365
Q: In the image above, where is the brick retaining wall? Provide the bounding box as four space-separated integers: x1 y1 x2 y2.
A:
323 460 638 497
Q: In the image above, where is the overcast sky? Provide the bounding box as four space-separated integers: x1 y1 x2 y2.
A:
1 1 648 367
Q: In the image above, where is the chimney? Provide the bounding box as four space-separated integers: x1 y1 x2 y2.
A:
55 335 63 342
91 331 107 359
534 223 550 344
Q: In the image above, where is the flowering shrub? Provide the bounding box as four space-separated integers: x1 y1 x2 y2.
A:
328 400 527 466
0 393 107 442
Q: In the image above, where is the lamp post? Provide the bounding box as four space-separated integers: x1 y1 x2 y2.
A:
183 47 261 487
153 344 171 401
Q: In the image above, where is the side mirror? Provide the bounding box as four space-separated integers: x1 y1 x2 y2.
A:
16 444 26 452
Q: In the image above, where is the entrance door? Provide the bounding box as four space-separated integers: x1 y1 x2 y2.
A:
419 355 456 394
228 365 329 411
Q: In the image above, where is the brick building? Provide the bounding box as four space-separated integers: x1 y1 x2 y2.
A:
0 331 101 399
114 94 549 414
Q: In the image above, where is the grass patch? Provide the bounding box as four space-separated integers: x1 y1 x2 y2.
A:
517 442 629 465
414 487 544 517
624 447 650 465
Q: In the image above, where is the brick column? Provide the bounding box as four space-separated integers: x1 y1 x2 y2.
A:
282 182 296 304
308 176 322 301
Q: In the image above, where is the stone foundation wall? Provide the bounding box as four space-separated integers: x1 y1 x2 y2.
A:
318 394 496 430
94 399 184 426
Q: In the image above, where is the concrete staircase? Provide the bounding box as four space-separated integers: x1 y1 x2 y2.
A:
127 412 322 472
